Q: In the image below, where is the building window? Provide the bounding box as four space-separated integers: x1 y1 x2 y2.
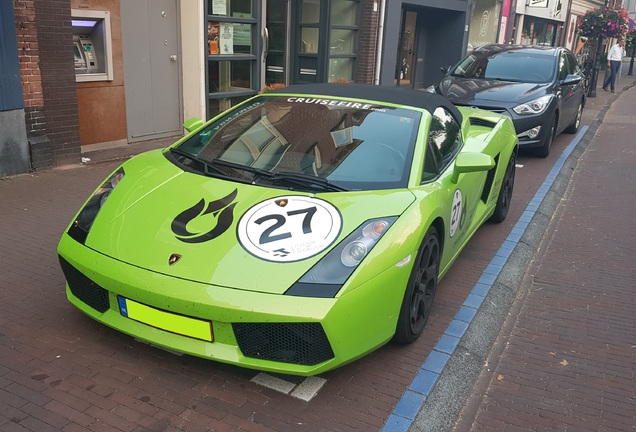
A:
328 0 358 82
206 0 258 118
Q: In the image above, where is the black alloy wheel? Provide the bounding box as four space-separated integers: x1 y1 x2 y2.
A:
394 227 440 344
489 152 516 223
536 116 556 158
564 101 583 134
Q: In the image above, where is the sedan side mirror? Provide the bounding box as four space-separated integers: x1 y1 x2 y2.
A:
560 74 582 86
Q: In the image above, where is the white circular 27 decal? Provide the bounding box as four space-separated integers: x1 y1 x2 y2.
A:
449 189 463 238
237 196 342 262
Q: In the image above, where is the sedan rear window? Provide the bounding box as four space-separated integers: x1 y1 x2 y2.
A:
175 96 421 191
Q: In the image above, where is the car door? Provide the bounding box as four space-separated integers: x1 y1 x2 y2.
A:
421 107 485 261
556 51 580 131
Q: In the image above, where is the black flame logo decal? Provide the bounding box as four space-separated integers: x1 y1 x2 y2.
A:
171 189 238 243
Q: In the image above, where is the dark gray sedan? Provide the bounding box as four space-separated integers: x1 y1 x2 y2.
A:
427 44 585 157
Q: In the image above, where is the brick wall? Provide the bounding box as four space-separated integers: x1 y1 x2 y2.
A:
356 0 380 84
14 0 45 137
31 0 81 166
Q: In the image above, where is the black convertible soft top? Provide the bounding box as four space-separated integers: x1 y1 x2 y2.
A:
268 83 463 123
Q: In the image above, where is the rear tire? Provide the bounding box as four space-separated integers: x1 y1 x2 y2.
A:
489 152 516 223
394 227 440 344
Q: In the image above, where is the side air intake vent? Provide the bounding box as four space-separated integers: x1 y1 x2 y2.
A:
481 154 499 203
470 117 497 128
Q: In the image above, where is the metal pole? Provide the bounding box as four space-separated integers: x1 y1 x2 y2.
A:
587 0 610 97
629 40 635 76
588 35 603 97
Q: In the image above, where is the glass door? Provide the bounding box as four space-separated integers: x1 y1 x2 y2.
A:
296 0 322 83
205 0 258 118
265 0 290 86
396 10 417 86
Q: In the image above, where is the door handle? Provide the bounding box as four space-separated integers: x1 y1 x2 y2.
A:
170 55 177 61
263 27 269 59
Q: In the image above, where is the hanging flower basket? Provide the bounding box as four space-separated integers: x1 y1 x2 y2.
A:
577 6 629 39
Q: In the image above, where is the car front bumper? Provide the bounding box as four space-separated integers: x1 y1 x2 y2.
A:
58 233 410 376
510 110 554 149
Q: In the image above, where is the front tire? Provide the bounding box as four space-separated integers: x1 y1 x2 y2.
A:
535 115 556 158
489 152 516 223
394 227 440 344
564 100 583 134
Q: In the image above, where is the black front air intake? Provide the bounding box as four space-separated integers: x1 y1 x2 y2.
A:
233 322 335 366
59 256 110 313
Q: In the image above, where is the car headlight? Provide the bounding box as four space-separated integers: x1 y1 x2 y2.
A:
67 168 125 244
512 95 552 115
285 217 397 298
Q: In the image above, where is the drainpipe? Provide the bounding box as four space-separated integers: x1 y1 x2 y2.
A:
374 0 386 85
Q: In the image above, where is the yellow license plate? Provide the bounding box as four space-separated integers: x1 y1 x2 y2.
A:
117 296 213 342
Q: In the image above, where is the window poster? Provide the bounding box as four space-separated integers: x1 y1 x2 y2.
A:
220 23 234 54
233 13 251 47
212 0 227 16
208 22 220 55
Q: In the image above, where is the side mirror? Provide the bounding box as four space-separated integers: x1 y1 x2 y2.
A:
450 152 495 184
441 66 450 74
561 74 582 86
183 118 204 133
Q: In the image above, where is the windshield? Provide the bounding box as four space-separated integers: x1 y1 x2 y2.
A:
172 96 421 191
451 50 556 83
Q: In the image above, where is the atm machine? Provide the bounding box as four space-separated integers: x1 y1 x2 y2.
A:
73 34 99 74
71 10 113 82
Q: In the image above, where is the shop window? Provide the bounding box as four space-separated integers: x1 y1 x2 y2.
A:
208 21 252 55
208 0 252 18
301 28 319 53
467 0 501 50
330 29 355 54
206 0 258 119
331 0 357 26
208 60 253 93
208 95 251 119
329 58 353 82
302 0 321 23
327 0 358 82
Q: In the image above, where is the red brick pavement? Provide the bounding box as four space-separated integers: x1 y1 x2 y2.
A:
451 74 636 431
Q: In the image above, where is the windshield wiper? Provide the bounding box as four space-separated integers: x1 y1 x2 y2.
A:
169 148 229 177
210 158 276 179
272 172 348 192
487 77 522 82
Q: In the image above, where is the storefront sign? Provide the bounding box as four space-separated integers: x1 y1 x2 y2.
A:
528 0 548 7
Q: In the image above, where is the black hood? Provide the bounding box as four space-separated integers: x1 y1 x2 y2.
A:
436 76 552 108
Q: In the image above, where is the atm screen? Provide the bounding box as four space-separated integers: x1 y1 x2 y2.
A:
74 41 86 68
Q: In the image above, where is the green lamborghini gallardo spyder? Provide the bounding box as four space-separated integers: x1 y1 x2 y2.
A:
58 84 518 376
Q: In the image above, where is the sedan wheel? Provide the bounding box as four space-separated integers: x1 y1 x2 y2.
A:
564 101 583 134
394 227 440 344
535 116 556 158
